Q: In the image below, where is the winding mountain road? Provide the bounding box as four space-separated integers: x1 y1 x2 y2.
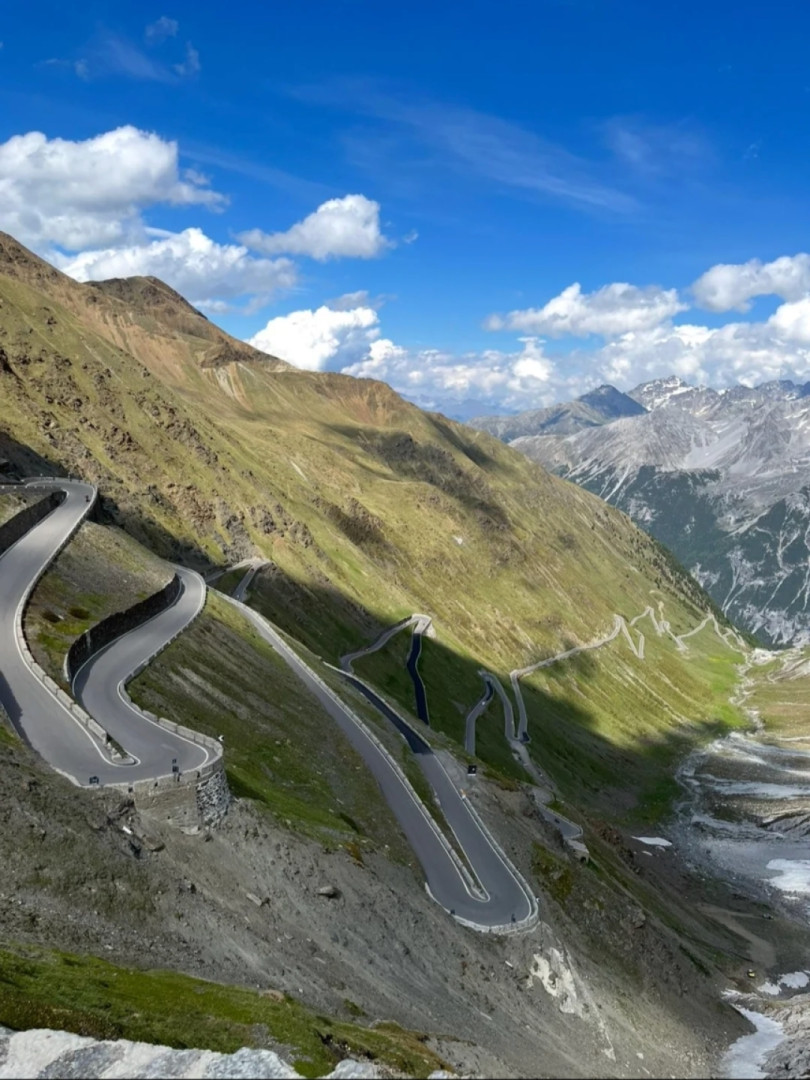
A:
464 673 494 755
0 485 537 931
227 598 538 931
70 565 210 781
0 480 209 785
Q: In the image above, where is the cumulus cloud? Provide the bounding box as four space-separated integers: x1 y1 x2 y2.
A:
487 282 686 338
692 254 810 312
767 297 810 345
239 194 391 261
320 254 810 416
343 337 560 415
0 126 225 251
580 318 810 393
247 303 562 415
54 227 296 308
337 312 810 417
248 305 380 371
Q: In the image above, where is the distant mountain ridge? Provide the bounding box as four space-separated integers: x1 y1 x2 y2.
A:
469 383 645 440
481 375 810 646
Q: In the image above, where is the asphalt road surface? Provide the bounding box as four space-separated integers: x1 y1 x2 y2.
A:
0 480 208 785
2 481 535 928
71 564 210 782
464 673 494 755
405 631 430 725
227 596 536 929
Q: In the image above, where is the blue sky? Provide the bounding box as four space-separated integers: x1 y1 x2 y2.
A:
3 0 810 417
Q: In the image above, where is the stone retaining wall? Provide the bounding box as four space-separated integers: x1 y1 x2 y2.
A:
0 490 64 557
66 574 182 683
112 759 230 833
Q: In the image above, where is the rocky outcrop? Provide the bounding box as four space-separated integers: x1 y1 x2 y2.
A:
0 1026 409 1079
195 764 231 828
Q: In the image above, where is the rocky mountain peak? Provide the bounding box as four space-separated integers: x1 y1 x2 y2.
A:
0 231 69 289
578 384 647 419
628 375 702 411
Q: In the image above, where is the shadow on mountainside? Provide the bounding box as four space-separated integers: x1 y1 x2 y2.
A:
0 431 67 481
326 425 512 530
2 440 741 831
93 490 214 571
240 563 741 828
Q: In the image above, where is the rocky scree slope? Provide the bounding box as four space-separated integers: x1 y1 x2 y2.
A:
496 375 810 646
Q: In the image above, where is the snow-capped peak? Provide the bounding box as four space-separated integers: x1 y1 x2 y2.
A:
629 376 698 411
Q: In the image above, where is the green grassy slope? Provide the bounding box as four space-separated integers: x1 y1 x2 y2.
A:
748 649 810 738
0 943 446 1078
0 233 749 821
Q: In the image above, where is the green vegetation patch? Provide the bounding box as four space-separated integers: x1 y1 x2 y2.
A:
531 843 574 904
748 651 810 739
25 520 170 683
129 592 412 860
519 617 747 824
0 943 446 1078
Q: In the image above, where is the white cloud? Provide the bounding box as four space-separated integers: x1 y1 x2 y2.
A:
246 304 560 413
174 42 200 77
343 336 561 416
603 117 710 178
692 254 810 312
314 252 810 416
487 281 686 338
248 305 380 371
145 17 179 43
239 194 391 261
586 319 810 393
297 82 637 214
768 297 810 344
54 227 296 308
0 126 225 251
327 290 373 311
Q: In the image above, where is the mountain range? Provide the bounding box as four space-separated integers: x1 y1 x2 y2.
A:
1 233 802 1076
472 375 810 645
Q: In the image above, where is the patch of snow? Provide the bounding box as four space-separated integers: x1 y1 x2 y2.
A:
722 1005 785 1079
780 970 810 989
699 778 810 800
766 859 810 894
759 971 810 996
632 836 672 847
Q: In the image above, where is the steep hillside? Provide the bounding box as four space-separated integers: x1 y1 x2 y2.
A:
0 237 720 672
0 236 753 814
5 235 810 1075
0 497 758 1079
